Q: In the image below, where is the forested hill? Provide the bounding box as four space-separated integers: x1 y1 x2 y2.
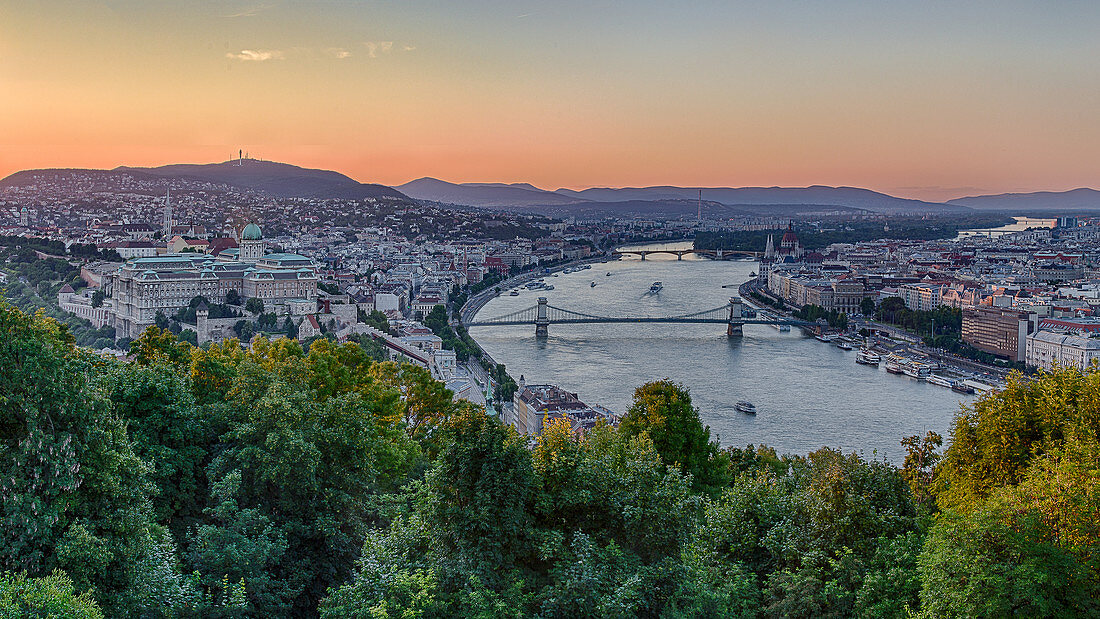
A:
2 301 1098 616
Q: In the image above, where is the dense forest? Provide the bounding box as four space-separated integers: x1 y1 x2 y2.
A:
2 300 1098 617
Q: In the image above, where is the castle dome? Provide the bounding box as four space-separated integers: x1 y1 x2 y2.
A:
241 223 263 240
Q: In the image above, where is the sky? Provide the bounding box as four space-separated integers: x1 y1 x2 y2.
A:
1 1 1098 201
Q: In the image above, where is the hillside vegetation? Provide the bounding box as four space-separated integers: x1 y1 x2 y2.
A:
1 302 1097 617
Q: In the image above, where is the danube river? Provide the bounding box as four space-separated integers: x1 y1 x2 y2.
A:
469 248 975 463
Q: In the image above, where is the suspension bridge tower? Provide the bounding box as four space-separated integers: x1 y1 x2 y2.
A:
727 296 744 337
535 296 550 338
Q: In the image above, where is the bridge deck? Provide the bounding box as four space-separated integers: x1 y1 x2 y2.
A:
467 317 812 327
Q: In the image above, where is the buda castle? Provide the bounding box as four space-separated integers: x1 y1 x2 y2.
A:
105 223 319 339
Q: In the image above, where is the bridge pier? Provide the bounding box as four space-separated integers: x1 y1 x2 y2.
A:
727 295 744 337
535 296 549 338
639 252 646 261
677 252 683 260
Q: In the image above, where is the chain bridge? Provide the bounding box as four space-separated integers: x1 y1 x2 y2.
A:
466 296 816 337
612 248 762 260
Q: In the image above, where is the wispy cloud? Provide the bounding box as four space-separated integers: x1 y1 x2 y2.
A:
402 45 416 52
225 49 285 62
363 41 394 58
223 3 274 18
324 47 352 59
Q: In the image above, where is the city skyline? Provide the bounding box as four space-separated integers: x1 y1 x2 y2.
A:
3 1 1099 201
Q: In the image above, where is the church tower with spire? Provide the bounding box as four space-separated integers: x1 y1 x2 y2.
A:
163 188 173 238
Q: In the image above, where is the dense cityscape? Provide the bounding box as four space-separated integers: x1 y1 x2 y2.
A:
4 2 1100 617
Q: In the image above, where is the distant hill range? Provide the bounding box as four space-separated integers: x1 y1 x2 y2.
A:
5 159 1098 215
947 188 1100 211
398 178 968 216
1 159 409 201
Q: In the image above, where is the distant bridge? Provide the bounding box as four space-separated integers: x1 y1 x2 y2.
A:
613 248 761 261
466 296 815 337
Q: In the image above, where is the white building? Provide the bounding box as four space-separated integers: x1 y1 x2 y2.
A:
1025 330 1100 372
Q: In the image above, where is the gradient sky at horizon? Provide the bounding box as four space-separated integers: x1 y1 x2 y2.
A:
1 1 1098 201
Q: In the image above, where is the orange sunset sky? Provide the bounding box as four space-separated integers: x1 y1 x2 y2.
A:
1 1 1098 201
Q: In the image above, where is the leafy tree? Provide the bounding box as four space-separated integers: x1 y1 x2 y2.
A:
130 326 193 367
90 289 105 308
0 570 104 618
257 312 278 330
619 380 728 493
225 289 241 305
859 296 875 316
900 431 942 510
422 408 536 586
101 361 209 541
0 303 192 615
360 309 391 334
245 297 264 315
919 507 1098 617
233 319 256 342
935 366 1100 511
189 339 415 614
179 328 198 345
369 361 456 445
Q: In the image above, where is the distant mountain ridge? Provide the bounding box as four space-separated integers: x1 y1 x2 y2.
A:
947 188 1100 211
116 160 408 200
1 160 409 201
396 177 580 207
398 178 968 215
5 159 1098 214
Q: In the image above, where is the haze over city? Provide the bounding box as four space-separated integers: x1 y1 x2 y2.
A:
3 1 1099 201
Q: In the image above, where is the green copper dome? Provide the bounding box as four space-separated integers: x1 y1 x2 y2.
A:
241 223 262 240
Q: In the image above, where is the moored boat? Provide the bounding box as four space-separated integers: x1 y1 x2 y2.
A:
855 349 880 365
927 374 954 388
951 381 976 395
903 362 931 380
835 341 854 350
815 333 836 343
885 355 904 374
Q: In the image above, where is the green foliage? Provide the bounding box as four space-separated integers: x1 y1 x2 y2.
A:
919 508 1098 617
244 297 264 315
0 570 104 618
0 303 193 616
619 380 728 493
793 304 847 330
936 366 1100 511
359 308 391 334
10 297 1100 616
423 304 475 362
225 289 241 305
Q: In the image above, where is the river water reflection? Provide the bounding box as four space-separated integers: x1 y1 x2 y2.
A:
470 250 974 463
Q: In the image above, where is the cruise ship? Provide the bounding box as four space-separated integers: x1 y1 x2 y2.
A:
855 349 880 365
